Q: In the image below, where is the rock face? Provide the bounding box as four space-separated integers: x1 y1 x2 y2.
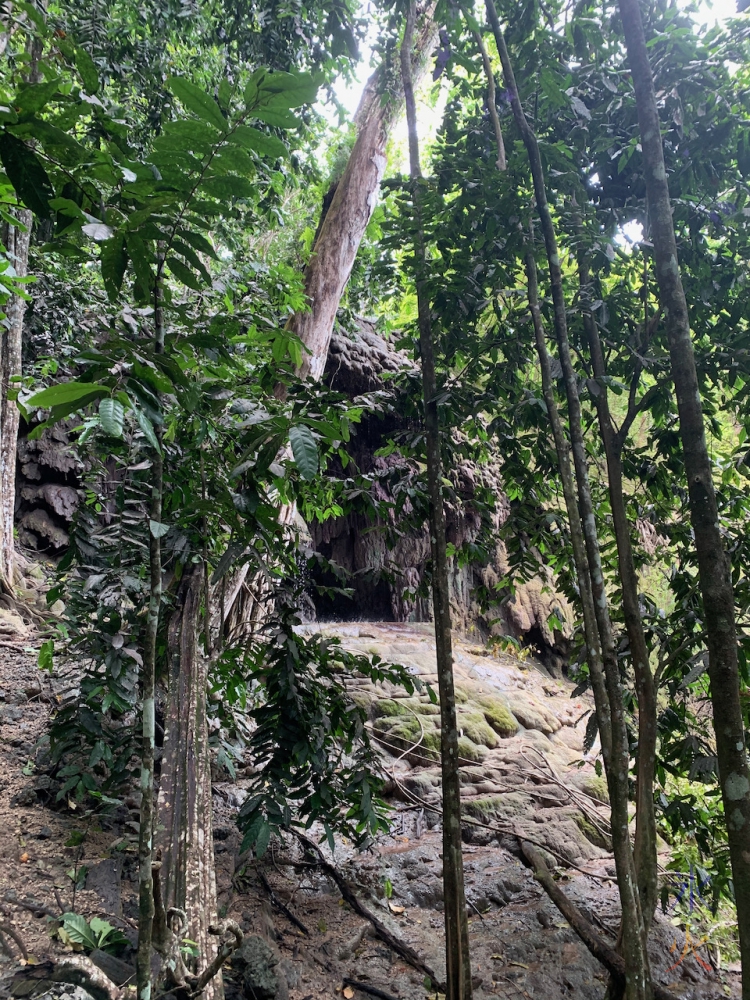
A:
16 423 83 552
232 936 289 1000
311 322 574 673
301 622 608 866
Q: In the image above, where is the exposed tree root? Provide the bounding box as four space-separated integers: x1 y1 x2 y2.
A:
294 832 445 993
520 841 682 1000
257 868 310 936
343 977 401 1000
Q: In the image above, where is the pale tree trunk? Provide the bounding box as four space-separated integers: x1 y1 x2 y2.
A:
289 5 438 382
618 0 750 994
401 7 472 999
0 212 30 592
156 574 221 1000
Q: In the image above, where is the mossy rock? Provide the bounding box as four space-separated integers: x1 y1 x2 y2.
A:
454 685 471 704
478 696 518 738
374 715 441 762
462 792 527 824
372 697 411 719
457 710 500 749
573 811 611 850
351 691 376 715
457 735 486 763
577 773 609 805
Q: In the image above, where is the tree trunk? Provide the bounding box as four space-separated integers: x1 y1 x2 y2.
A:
524 241 612 766
0 211 30 592
137 264 165 1000
617 0 750 992
484 4 651 996
577 256 658 927
156 574 221 1000
401 7 472 999
288 5 438 382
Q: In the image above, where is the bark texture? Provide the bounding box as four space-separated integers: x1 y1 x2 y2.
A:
157 575 221 1000
401 7 472 999
617 0 750 991
0 211 31 591
289 5 438 382
137 268 165 1000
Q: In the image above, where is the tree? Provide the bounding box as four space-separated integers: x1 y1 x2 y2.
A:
617 0 750 993
400 6 472 998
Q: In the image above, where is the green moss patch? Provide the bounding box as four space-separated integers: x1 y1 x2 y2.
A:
457 710 500 749
479 696 518 738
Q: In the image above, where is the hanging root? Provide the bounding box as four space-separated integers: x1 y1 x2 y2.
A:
189 920 243 997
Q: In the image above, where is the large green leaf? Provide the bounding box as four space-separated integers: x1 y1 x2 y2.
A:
167 76 227 133
289 424 318 481
98 397 124 437
75 46 99 94
227 126 288 160
201 174 256 201
0 133 54 217
167 256 204 290
60 913 98 951
257 71 319 109
26 381 106 409
14 78 59 115
101 234 128 301
177 228 217 259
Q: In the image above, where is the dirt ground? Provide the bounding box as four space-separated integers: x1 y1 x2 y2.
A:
0 625 742 1000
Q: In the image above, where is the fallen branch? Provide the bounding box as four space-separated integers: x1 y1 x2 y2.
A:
294 832 445 993
520 841 679 1000
4 892 58 918
257 868 310 936
343 977 401 1000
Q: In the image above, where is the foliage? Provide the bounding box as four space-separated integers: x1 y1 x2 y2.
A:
56 912 129 954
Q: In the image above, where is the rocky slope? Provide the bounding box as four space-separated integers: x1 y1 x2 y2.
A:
0 619 738 1000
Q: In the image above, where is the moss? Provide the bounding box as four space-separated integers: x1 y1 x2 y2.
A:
579 773 609 804
372 698 411 719
454 685 471 704
457 711 500 749
479 696 518 738
462 792 526 823
351 691 376 715
573 812 611 850
374 714 440 761
457 735 485 763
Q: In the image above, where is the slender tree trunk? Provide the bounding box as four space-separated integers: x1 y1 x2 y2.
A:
617 0 750 991
0 211 30 592
577 257 658 926
524 242 612 765
288 5 438 382
484 5 651 996
156 574 221 1000
401 7 471 999
137 264 165 1000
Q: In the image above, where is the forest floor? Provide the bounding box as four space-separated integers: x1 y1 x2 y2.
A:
0 616 741 1000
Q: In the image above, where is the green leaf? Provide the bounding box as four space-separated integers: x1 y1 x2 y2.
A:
26 381 106 409
75 46 99 94
60 912 98 951
257 71 319 109
252 108 302 129
167 256 204 291
167 76 227 133
200 174 256 201
289 424 318 481
101 234 128 301
228 125 288 160
255 821 271 858
177 228 217 259
135 408 160 451
98 398 124 437
38 638 54 672
0 133 54 217
149 520 170 538
14 78 59 115
171 239 211 283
